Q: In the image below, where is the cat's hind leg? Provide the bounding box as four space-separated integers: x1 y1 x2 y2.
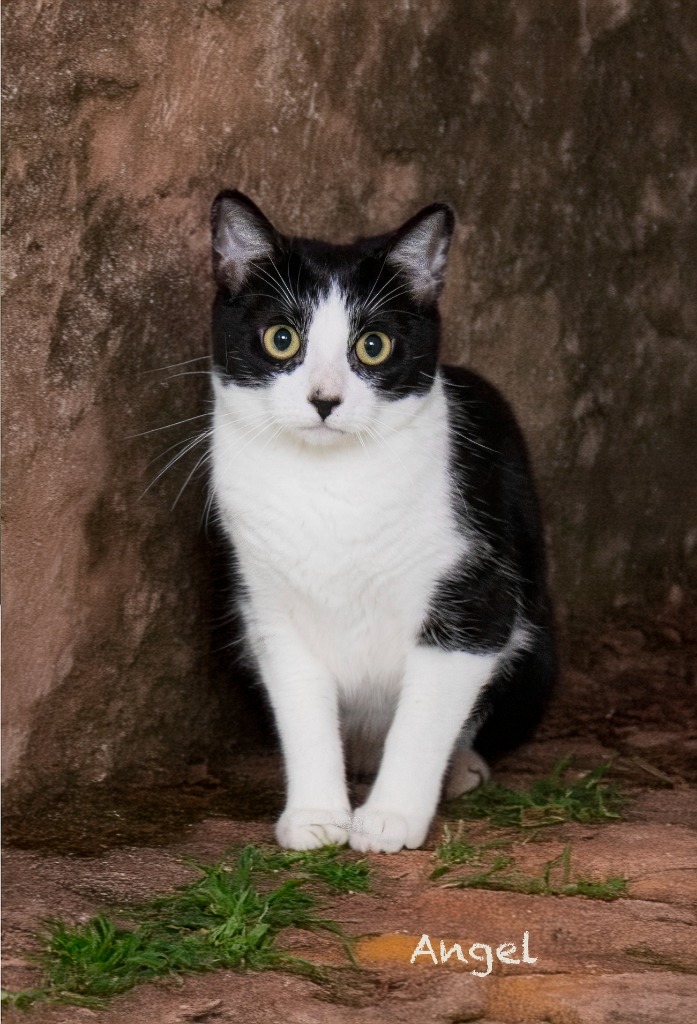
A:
470 632 556 759
444 743 490 798
444 629 556 798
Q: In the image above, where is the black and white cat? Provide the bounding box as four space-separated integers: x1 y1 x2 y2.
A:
209 190 555 853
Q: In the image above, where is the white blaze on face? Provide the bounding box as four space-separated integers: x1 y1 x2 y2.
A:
304 285 352 402
264 282 367 444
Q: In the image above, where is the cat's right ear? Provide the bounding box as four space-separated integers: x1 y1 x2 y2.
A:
211 190 279 291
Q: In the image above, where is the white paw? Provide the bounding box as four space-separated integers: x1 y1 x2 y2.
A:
276 807 350 850
349 806 430 853
445 747 490 799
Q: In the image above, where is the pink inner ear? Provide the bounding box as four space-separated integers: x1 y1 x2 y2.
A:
387 209 453 302
212 196 276 288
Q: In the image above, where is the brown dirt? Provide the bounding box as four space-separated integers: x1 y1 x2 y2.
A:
3 592 697 1023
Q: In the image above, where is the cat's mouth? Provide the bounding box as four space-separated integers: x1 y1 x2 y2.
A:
297 421 348 445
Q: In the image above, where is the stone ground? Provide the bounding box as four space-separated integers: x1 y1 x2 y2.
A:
4 589 697 1023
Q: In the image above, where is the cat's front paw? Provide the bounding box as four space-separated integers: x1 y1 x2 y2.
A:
349 806 430 853
276 807 351 850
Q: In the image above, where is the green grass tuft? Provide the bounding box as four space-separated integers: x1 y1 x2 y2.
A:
1 989 48 1011
433 833 628 900
4 844 369 1010
445 757 625 829
430 825 511 881
236 844 371 893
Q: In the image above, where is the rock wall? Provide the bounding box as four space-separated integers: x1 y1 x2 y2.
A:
3 0 696 798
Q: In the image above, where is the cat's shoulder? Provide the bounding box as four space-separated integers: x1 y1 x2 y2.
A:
439 364 523 438
437 362 538 504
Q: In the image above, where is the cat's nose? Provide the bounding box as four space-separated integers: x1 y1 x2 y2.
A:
309 395 342 421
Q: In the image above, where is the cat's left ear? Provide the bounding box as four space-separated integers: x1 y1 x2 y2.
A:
387 203 455 302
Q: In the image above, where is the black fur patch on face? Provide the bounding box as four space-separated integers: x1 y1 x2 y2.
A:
212 247 323 386
340 246 442 400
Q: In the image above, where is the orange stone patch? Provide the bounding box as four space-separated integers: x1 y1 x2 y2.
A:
356 933 473 967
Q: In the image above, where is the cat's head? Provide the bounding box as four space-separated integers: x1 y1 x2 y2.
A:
210 190 454 447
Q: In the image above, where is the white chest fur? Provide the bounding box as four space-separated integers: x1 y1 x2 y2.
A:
211 373 466 691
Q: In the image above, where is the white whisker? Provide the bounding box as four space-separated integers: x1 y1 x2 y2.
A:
250 261 297 318
360 252 390 311
146 430 212 469
258 422 286 454
141 430 210 499
249 265 293 315
233 417 279 457
269 258 298 310
141 355 211 375
172 450 212 510
129 412 212 440
364 422 409 474
160 371 213 383
361 269 401 315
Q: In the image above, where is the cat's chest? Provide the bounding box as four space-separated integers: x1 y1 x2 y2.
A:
212 412 465 619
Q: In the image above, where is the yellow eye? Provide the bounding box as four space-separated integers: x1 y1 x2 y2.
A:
262 324 301 360
355 331 392 366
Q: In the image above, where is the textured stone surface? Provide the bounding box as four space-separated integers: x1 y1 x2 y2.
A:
3 0 697 796
3 747 697 1022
